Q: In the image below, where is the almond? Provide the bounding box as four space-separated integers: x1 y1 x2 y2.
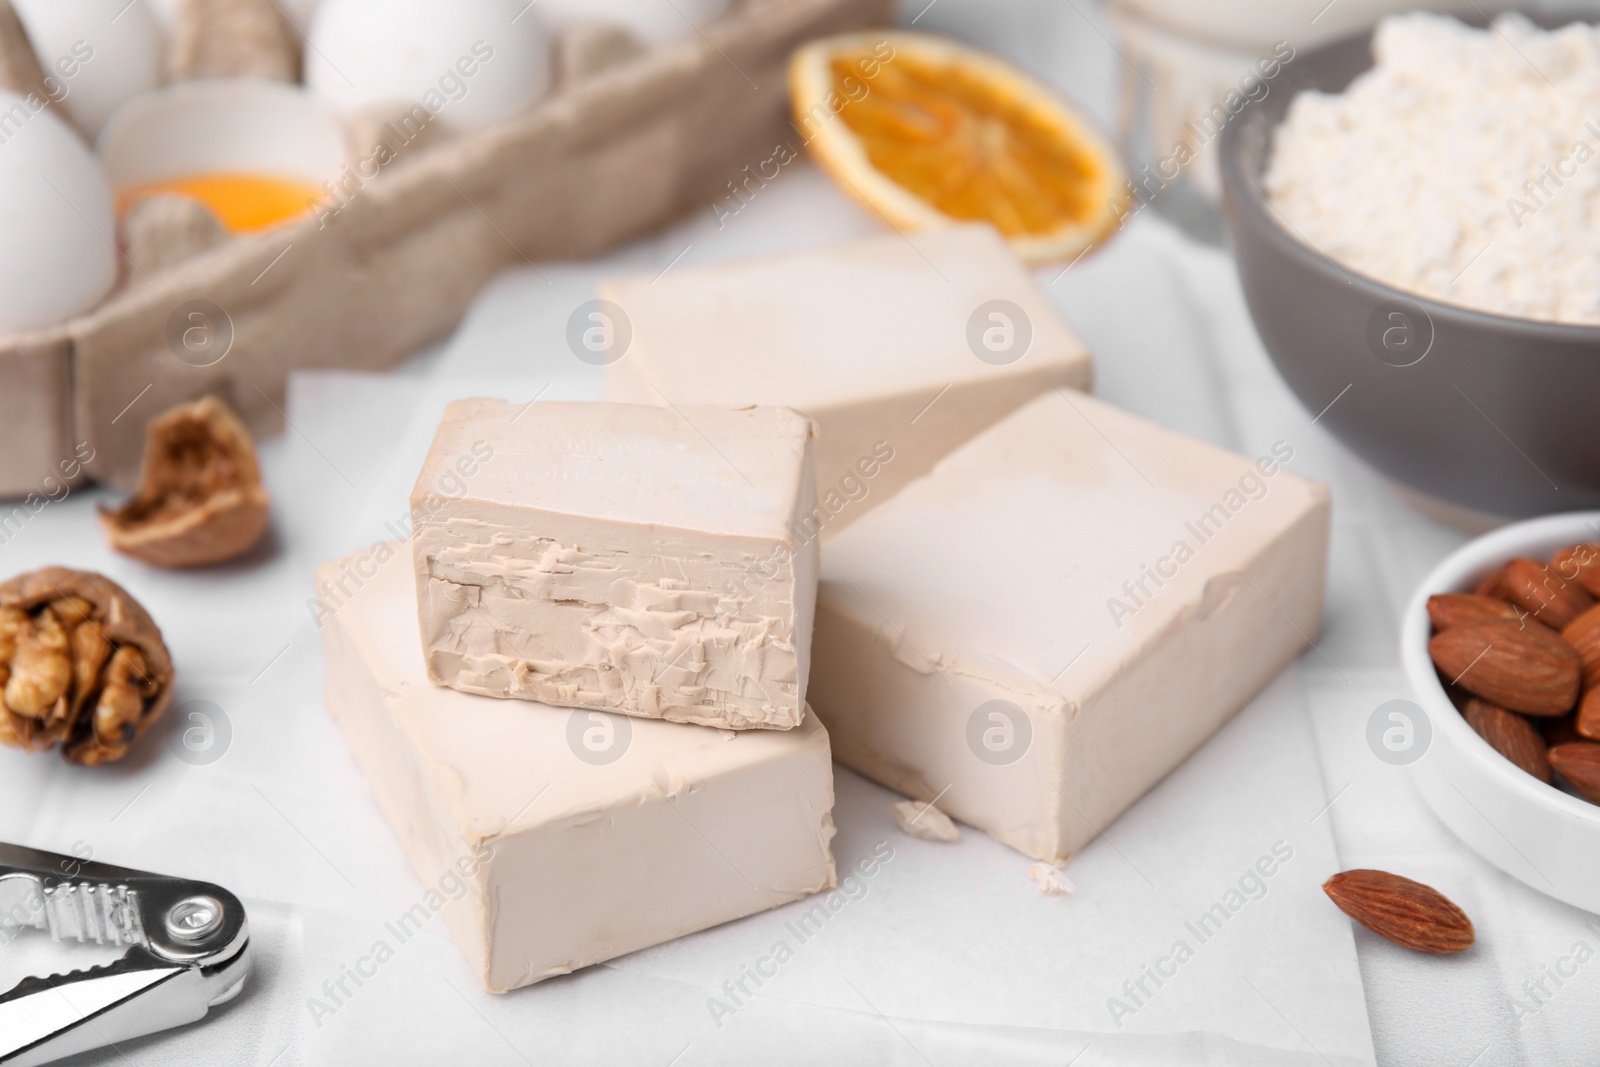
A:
1548 742 1600 804
1550 542 1600 598
1427 593 1524 631
1462 698 1551 784
1474 567 1509 600
1561 604 1600 689
1428 620 1581 716
1501 557 1596 631
1580 689 1600 742
1322 869 1474 954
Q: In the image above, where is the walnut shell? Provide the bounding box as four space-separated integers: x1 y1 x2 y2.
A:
0 568 174 766
99 396 270 569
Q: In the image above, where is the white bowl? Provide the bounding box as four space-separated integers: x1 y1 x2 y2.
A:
1401 511 1600 914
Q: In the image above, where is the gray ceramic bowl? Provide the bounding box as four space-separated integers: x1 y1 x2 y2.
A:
1219 10 1600 522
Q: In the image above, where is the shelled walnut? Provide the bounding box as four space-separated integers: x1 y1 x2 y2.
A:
99 396 270 569
0 568 174 765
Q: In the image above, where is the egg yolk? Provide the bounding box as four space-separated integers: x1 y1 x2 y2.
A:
117 173 326 234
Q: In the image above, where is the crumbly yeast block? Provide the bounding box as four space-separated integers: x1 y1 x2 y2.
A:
808 392 1330 864
319 545 838 993
601 224 1093 536
411 399 818 730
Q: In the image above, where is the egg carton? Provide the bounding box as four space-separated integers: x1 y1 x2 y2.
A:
0 0 894 500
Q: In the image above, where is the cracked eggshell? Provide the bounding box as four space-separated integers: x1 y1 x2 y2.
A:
0 90 117 333
11 0 164 138
98 78 346 207
306 0 551 133
538 0 729 46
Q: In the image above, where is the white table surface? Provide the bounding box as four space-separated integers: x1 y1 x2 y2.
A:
0 2 1595 1064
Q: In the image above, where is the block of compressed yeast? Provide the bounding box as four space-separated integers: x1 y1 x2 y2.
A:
319 545 838 993
602 224 1093 536
808 392 1330 864
411 399 818 730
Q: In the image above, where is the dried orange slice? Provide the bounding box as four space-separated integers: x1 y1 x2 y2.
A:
790 31 1131 265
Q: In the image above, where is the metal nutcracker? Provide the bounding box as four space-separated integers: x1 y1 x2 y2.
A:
0 843 250 1065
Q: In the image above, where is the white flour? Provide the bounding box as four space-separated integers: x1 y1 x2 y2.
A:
1266 13 1600 325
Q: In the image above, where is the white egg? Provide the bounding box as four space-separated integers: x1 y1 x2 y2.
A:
538 0 728 45
0 91 118 333
306 0 550 133
11 0 164 138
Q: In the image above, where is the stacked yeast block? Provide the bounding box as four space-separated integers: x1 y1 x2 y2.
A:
602 224 1092 535
410 400 818 730
319 548 837 992
808 392 1331 865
